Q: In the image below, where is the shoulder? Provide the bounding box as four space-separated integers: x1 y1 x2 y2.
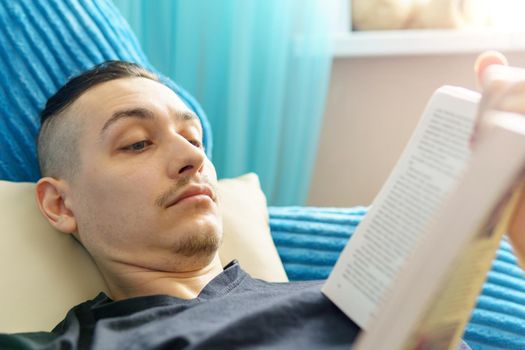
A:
0 292 107 350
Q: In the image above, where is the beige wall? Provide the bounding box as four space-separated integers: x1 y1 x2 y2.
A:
307 52 525 207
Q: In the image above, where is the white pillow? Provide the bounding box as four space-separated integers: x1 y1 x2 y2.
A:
218 173 288 282
0 173 287 333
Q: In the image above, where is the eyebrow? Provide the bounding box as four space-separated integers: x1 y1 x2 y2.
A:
100 107 199 137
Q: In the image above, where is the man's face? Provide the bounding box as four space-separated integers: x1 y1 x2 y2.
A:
65 77 222 272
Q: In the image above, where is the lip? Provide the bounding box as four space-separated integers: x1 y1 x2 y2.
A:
166 185 215 208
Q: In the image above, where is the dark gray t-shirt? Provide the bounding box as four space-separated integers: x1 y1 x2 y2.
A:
1 261 471 350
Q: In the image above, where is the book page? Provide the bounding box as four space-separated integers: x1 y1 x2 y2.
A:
353 112 525 350
403 187 519 350
322 87 480 329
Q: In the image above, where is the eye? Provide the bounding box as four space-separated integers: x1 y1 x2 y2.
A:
188 139 203 149
121 140 152 152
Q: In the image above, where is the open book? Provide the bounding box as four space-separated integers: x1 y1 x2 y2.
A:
322 86 525 349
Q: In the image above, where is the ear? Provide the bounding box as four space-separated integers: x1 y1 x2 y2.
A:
35 177 77 234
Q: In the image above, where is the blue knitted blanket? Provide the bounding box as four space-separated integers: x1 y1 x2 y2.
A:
269 206 525 350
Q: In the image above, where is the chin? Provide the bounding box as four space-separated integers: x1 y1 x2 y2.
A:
171 219 223 258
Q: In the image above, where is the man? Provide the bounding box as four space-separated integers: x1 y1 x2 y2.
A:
2 52 514 349
1 61 360 350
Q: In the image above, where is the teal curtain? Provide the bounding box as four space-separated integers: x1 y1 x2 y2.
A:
112 0 333 206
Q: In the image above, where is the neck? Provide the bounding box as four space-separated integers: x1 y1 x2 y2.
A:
100 253 224 301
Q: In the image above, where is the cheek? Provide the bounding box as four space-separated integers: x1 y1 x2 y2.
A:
72 167 160 242
83 158 160 198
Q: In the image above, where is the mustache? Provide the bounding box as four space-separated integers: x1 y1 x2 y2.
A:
154 175 218 208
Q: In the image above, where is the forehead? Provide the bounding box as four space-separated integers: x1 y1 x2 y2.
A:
70 77 197 129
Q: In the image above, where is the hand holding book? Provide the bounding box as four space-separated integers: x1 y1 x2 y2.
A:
474 51 525 269
323 51 525 349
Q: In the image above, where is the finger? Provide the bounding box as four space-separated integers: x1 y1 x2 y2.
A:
471 52 508 146
474 51 508 89
483 65 525 90
477 67 525 126
496 82 525 114
472 73 514 147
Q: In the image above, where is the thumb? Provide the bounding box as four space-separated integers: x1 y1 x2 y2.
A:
474 51 508 89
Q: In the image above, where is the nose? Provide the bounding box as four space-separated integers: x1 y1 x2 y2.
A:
166 134 206 180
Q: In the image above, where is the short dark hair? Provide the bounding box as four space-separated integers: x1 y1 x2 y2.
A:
37 61 159 179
